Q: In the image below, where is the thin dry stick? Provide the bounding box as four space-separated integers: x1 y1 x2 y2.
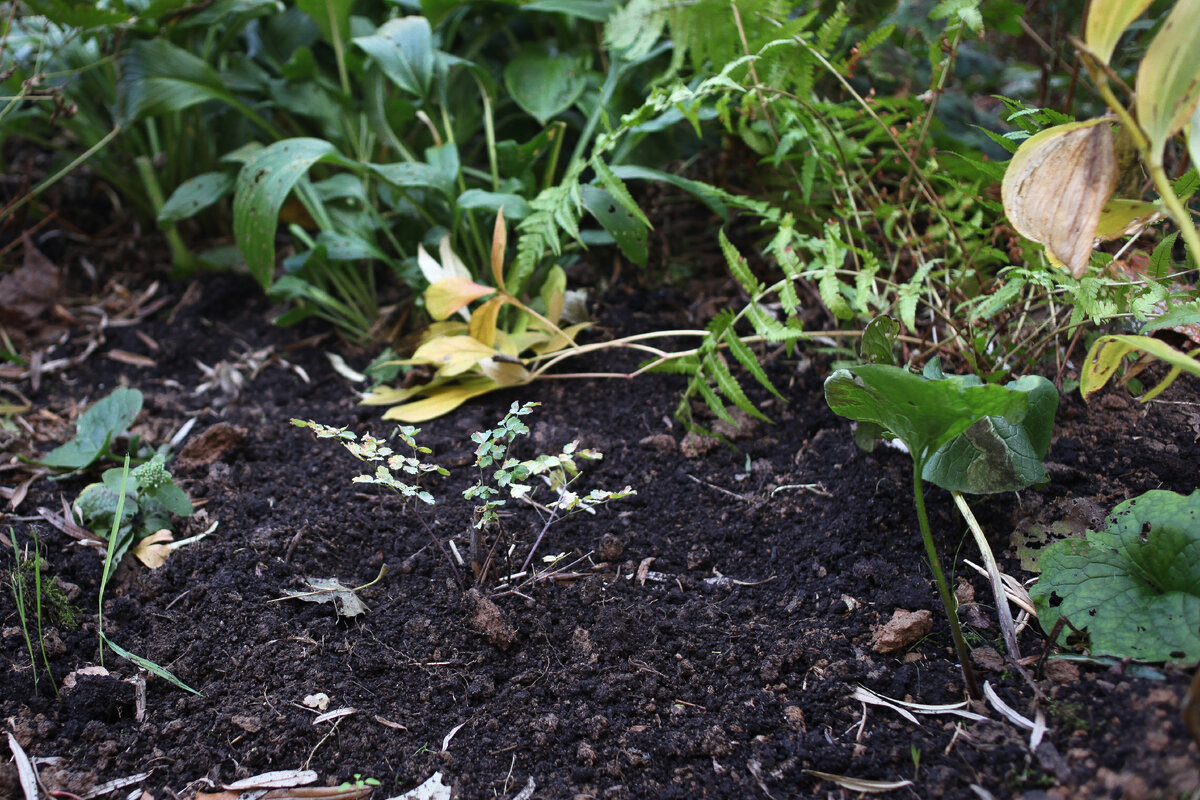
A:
952 491 1021 660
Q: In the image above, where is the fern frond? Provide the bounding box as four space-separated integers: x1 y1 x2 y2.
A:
719 229 761 295
722 326 783 401
705 353 771 422
693 368 737 425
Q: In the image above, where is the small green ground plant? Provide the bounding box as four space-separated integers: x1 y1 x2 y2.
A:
293 401 633 592
39 386 143 474
7 527 77 696
825 323 1057 698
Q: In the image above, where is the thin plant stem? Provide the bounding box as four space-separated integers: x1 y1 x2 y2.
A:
952 492 1021 661
913 470 981 700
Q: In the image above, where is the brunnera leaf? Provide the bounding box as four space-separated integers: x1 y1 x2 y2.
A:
1031 489 1200 664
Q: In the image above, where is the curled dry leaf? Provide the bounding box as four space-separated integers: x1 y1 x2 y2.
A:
1001 120 1118 278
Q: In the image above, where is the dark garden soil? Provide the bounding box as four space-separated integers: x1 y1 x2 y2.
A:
3 266 1200 800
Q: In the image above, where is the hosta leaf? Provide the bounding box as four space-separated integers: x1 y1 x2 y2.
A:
1080 334 1200 401
1136 0 1200 165
1031 490 1200 663
581 185 648 266
381 377 500 422
234 138 351 289
408 335 496 376
1001 120 1118 278
1084 0 1153 66
425 277 496 320
41 387 143 471
353 16 435 99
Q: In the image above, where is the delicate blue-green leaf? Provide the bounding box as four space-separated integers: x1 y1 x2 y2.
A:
1140 300 1200 333
366 160 453 198
581 185 647 266
924 375 1058 493
522 0 616 21
118 40 238 123
41 387 143 471
1031 490 1200 663
503 43 587 125
353 16 435 99
457 190 532 219
158 172 235 224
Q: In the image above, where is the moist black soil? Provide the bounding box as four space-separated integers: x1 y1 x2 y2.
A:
2 272 1199 800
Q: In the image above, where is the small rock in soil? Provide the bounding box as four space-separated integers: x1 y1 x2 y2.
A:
680 432 719 458
466 588 516 650
970 646 1006 672
871 608 933 654
638 433 675 453
597 533 624 561
1043 658 1080 684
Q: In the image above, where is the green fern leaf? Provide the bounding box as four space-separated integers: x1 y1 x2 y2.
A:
692 369 737 425
720 229 761 295
722 326 784 400
704 352 770 422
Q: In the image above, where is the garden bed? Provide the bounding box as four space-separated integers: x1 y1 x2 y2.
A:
2 270 1199 799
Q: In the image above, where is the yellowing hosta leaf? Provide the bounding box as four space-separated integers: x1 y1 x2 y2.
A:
533 321 591 354
425 277 495 320
500 329 552 355
1095 199 1162 241
1136 0 1200 164
1002 120 1118 278
1081 334 1200 401
410 336 496 376
361 376 455 406
381 377 499 422
479 357 532 386
1085 0 1154 66
469 296 508 348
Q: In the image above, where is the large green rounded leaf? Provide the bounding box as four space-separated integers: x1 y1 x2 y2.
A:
923 375 1059 494
353 17 435 99
1031 490 1200 663
1135 0 1200 164
581 185 648 267
1084 0 1154 66
823 365 1029 468
503 43 587 125
233 138 346 289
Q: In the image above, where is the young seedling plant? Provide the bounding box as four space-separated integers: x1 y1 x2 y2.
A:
293 402 633 595
825 339 1056 699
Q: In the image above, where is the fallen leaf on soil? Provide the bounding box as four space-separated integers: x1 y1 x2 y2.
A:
803 769 913 793
177 422 247 468
133 530 175 569
62 665 110 690
225 770 318 790
279 578 369 617
106 349 157 368
870 609 933 653
637 557 655 586
441 721 466 751
303 693 330 711
6 730 38 800
391 772 450 800
0 234 61 328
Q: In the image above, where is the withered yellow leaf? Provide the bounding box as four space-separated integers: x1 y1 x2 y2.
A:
425 277 495 321
1002 120 1118 278
381 378 499 422
1085 0 1154 66
1136 0 1200 164
410 335 495 376
479 357 531 387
